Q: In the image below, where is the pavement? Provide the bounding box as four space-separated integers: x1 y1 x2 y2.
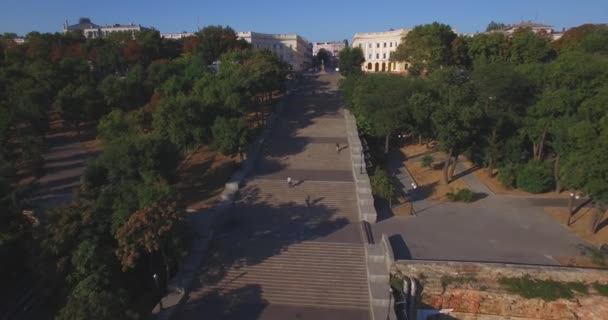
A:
379 149 591 265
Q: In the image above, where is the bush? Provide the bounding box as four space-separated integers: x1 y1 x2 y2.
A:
446 188 475 202
497 163 517 189
516 161 554 193
370 168 395 202
421 155 434 168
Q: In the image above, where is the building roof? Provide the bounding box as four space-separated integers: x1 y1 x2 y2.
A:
66 18 99 31
507 22 554 29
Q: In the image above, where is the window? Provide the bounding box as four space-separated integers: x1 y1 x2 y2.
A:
369 54 372 59
376 53 379 59
384 42 387 48
383 53 386 59
359 44 362 48
390 42 393 47
368 43 371 48
376 43 380 48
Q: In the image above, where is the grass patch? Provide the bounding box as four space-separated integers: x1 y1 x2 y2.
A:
593 282 608 297
578 245 608 266
446 188 475 202
499 276 589 301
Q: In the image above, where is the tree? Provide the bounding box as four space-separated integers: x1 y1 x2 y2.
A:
115 199 182 285
338 47 365 76
54 83 107 134
391 22 458 72
471 63 531 176
430 68 482 184
486 21 507 32
153 94 217 149
194 25 246 65
467 33 510 64
212 116 251 159
353 74 412 153
370 168 395 207
316 48 330 67
509 28 554 64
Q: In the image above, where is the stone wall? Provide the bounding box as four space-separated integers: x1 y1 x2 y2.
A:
393 261 608 320
343 108 377 223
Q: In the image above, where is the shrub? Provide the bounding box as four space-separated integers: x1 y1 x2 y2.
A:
421 155 434 168
370 168 395 203
516 161 554 193
497 163 517 189
446 188 475 202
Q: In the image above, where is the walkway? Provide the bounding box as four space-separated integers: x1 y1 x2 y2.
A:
378 149 589 265
174 72 371 320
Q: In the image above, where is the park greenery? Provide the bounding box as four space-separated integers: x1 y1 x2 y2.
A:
0 24 288 318
341 22 608 233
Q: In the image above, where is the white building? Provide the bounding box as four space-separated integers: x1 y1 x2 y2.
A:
161 32 194 40
237 31 312 72
313 41 345 57
63 18 150 39
492 22 563 41
352 28 410 73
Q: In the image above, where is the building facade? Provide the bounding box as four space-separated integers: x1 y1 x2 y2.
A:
312 41 345 57
161 32 194 40
352 28 410 73
63 18 150 39
492 22 563 41
237 31 312 72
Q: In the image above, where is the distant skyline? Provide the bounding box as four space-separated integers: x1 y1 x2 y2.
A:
1 0 607 42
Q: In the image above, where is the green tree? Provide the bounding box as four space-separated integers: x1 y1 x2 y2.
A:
212 116 251 159
370 168 395 207
194 25 246 65
391 22 458 72
467 33 510 64
353 74 412 153
431 68 482 184
338 47 365 76
486 21 508 32
509 28 554 64
316 48 330 67
54 83 107 134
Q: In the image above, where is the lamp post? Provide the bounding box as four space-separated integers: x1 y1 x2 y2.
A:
410 182 417 216
567 192 580 226
153 273 163 309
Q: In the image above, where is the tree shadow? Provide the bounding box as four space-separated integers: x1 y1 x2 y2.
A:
176 183 358 317
451 165 481 180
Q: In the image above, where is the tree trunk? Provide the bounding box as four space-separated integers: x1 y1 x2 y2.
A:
536 125 549 161
418 135 422 145
554 154 561 193
592 208 607 234
487 157 494 178
160 246 170 289
448 154 458 180
442 148 453 185
385 134 390 154
532 142 538 159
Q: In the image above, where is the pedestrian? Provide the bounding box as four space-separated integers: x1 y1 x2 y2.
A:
287 176 292 188
336 143 340 153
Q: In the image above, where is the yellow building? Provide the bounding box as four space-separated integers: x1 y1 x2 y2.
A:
352 28 411 73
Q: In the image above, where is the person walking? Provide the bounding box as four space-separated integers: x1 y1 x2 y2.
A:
287 176 292 188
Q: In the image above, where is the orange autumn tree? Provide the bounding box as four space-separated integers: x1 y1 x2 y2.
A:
114 199 181 284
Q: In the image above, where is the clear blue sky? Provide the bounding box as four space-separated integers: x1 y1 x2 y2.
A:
1 0 607 42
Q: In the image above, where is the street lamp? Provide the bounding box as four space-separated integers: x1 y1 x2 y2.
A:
410 182 417 216
153 273 163 310
567 192 581 226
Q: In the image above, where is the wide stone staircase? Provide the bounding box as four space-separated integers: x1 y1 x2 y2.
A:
198 240 370 310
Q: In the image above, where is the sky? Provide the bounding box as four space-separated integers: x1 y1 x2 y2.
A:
1 0 607 42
